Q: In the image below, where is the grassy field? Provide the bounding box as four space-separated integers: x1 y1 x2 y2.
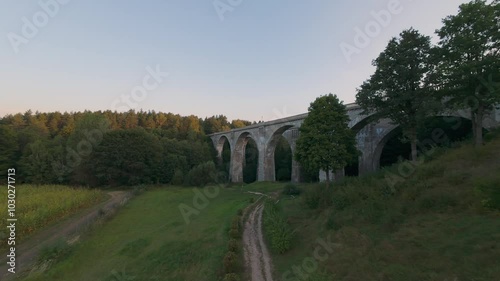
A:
20 184 283 281
0 185 105 249
268 135 500 281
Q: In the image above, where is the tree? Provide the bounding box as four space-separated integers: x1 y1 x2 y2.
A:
91 129 162 186
356 28 438 161
0 125 19 177
231 119 252 129
295 94 358 188
436 0 500 147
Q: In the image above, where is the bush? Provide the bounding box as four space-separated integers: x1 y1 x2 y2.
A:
302 184 333 209
237 208 243 216
231 216 241 231
262 200 294 254
229 228 240 239
185 162 217 187
228 239 239 252
171 169 184 186
223 273 241 281
223 251 239 273
38 239 72 263
282 184 301 196
475 177 500 210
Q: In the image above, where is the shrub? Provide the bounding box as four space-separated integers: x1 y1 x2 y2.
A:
262 200 294 254
229 228 240 239
228 239 239 252
223 273 241 281
282 184 301 196
171 169 184 186
185 162 217 187
302 184 333 209
237 208 243 216
475 177 500 210
38 239 72 264
231 216 241 231
249 197 255 203
223 251 239 273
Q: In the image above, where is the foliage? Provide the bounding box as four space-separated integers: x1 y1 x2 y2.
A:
436 0 500 147
228 239 239 252
475 176 500 210
262 200 294 254
185 161 218 187
282 183 301 196
356 28 439 161
38 239 72 264
271 133 500 281
91 129 163 186
223 251 239 274
0 125 19 179
295 94 358 187
0 110 248 187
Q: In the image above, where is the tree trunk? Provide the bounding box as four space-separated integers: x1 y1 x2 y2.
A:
325 169 330 188
474 104 484 147
410 127 418 162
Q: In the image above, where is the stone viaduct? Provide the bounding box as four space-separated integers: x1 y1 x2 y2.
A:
209 103 500 183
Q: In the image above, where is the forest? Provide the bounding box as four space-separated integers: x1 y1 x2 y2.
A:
0 110 290 187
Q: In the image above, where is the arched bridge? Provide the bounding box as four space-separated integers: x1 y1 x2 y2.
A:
209 103 500 183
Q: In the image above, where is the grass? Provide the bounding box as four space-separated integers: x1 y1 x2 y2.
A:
0 185 105 249
272 135 500 281
19 184 283 281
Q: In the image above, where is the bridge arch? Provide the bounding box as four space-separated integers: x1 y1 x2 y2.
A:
264 125 295 181
230 131 260 183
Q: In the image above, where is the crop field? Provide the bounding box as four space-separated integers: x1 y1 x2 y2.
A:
0 185 106 248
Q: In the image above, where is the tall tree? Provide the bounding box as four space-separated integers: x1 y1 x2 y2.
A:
0 125 19 177
356 28 438 161
436 0 500 147
295 94 358 188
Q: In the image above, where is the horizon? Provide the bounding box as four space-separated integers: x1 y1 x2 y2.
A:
1 0 472 121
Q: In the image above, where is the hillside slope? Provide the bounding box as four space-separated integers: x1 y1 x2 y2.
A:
272 133 500 281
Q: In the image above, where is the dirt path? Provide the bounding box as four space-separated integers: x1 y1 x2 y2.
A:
0 191 130 280
243 202 274 281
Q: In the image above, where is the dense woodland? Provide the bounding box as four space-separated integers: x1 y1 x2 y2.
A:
0 110 270 186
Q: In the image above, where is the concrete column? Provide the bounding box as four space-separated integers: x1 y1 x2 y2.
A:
319 169 344 182
319 170 334 182
257 147 266 181
291 159 302 183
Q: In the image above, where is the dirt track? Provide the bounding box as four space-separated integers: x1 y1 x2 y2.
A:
0 191 130 280
243 203 274 281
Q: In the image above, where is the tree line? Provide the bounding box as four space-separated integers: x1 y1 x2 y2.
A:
0 110 253 187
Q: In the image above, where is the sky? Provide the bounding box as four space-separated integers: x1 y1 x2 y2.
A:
0 0 473 122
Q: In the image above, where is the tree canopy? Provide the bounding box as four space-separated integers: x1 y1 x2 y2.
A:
356 28 439 161
295 94 358 187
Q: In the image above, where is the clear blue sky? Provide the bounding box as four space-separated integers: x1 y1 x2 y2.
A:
0 0 471 121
